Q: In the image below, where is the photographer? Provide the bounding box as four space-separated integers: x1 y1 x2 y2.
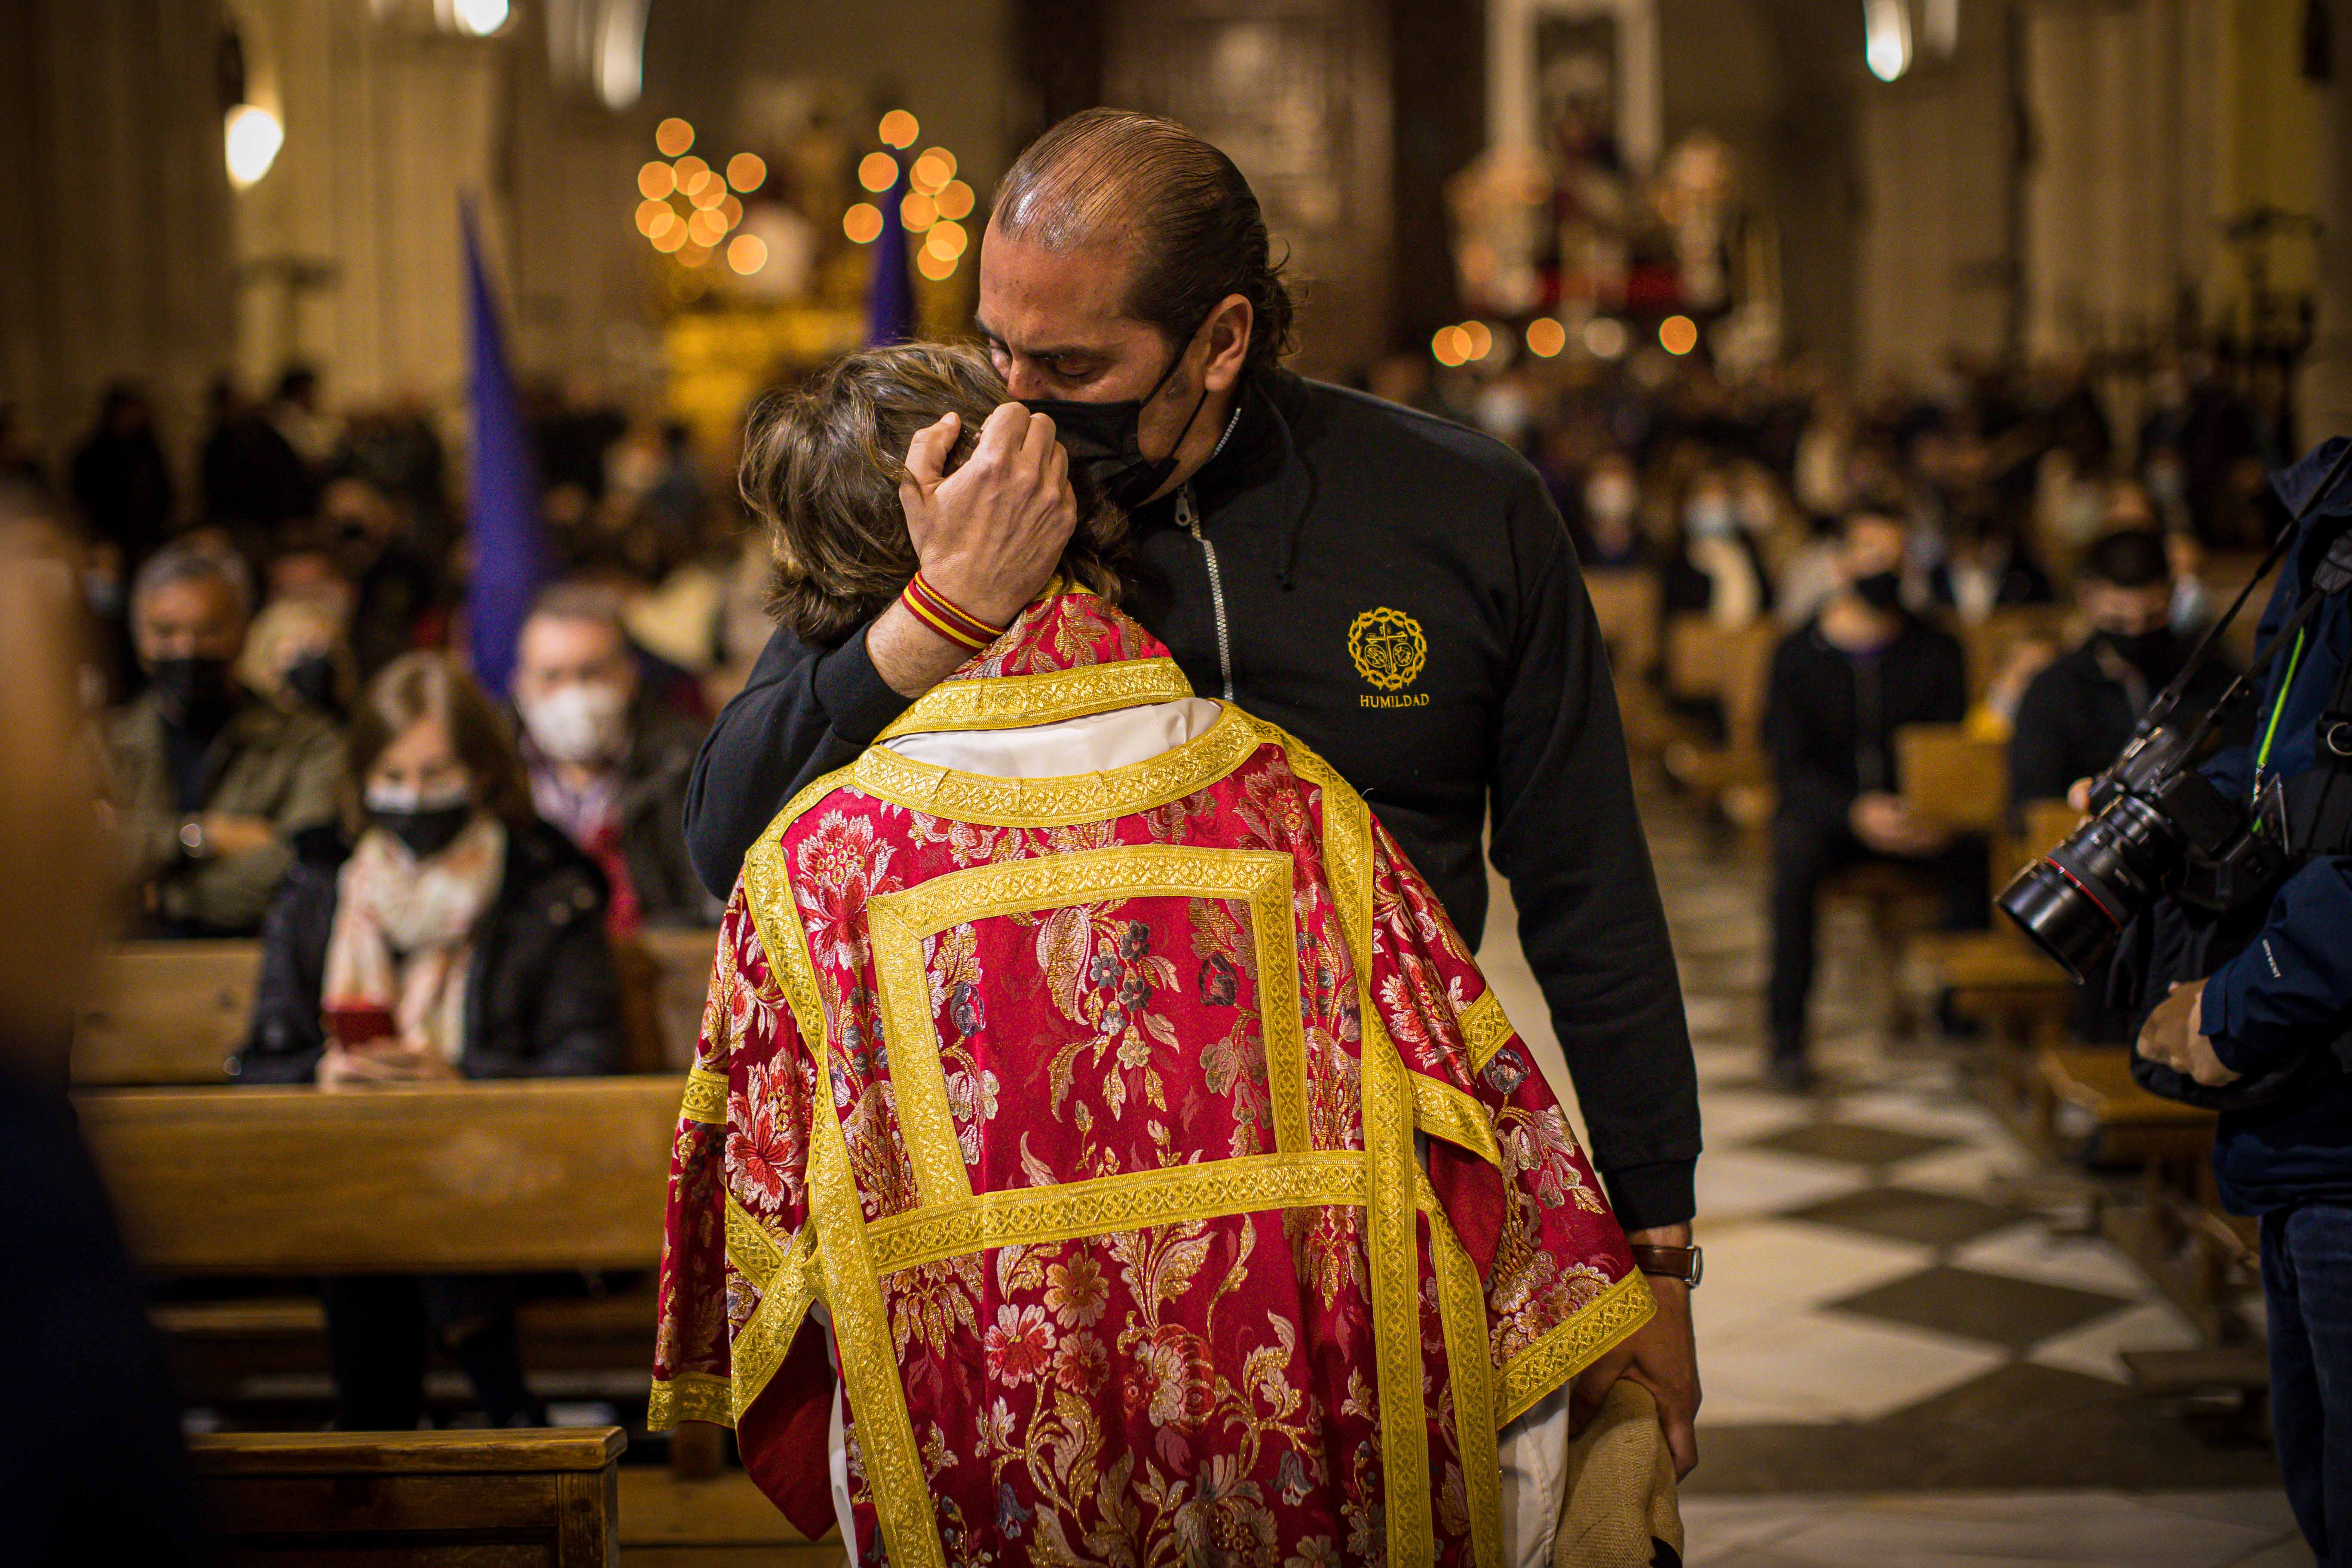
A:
2129 440 2352 1567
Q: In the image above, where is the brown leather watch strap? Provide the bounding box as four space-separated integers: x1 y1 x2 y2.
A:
1629 1243 1703 1287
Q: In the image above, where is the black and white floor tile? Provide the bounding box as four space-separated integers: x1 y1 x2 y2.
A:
1477 791 2296 1566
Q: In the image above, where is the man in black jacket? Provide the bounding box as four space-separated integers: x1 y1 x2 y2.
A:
2010 527 2241 808
1764 506 1978 1088
682 109 1704 1473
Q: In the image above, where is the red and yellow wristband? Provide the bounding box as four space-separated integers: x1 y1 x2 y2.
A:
899 572 1005 653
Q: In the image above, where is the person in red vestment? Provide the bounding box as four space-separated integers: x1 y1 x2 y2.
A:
652 346 1654 1567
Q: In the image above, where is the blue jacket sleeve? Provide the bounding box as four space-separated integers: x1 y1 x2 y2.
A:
2207 854 2352 1073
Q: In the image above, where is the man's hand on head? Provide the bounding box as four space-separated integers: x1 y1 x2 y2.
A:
867 405 1080 699
901 404 1078 626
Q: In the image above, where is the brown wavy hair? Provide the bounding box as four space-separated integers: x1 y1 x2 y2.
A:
739 343 1128 649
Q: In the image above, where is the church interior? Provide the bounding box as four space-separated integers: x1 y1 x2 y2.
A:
4 0 2349 1564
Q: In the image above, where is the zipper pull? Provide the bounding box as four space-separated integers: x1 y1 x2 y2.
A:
1175 485 1200 537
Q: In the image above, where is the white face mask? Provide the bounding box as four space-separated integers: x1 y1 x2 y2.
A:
1686 496 1736 539
1586 473 1638 524
520 681 631 764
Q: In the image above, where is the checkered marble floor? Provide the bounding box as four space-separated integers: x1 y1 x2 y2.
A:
1475 786 2288 1558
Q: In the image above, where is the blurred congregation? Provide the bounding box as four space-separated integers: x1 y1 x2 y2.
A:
5 0 2352 1564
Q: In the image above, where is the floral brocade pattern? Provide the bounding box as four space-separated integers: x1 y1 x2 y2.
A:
650 594 1646 1567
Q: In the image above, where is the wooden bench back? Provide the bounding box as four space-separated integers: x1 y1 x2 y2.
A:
73 940 256 1086
1585 569 1661 677
1895 723 2008 834
78 1077 680 1275
640 927 722 1069
1662 615 1779 749
193 1427 624 1568
72 929 721 1084
1957 606 2073 703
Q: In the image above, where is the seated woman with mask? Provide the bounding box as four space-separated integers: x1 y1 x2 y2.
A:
239 649 623 1428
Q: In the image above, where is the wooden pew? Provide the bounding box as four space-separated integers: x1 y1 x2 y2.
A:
1895 723 2008 836
640 928 723 1071
1658 615 1779 826
83 1077 845 1563
1586 570 1672 757
193 1427 624 1568
80 1077 677 1274
72 940 256 1085
1957 605 2073 704
73 928 720 1085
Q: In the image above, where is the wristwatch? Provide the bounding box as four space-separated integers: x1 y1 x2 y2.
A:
1629 1243 1703 1288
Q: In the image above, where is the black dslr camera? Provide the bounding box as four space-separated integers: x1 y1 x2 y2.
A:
2000 725 2288 983
1999 438 2352 986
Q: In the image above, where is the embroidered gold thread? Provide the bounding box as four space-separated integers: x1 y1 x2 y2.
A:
867 905 977 1208
1425 1188 1504 1568
875 658 1194 741
865 1151 1368 1275
808 1027 946 1567
1408 1070 1503 1168
680 1065 728 1126
648 1372 732 1430
741 835 944 1568
1495 1268 1657 1426
1363 1011 1436 1566
868 845 1311 1165
1290 737 1433 1563
1457 990 1515 1073
849 703 1263 827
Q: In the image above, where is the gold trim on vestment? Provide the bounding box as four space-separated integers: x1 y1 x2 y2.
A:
865 1150 1367 1275
1296 744 1435 1567
1363 1011 1436 1566
743 812 947 1568
848 701 1265 827
723 1195 821 1425
867 845 1311 1188
680 1065 728 1126
1457 989 1515 1072
1408 1069 1504 1167
875 657 1195 742
647 1371 732 1429
1495 1268 1657 1426
1424 1183 1505 1568
723 694 1641 1562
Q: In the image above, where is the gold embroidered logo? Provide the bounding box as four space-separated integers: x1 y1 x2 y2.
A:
1348 607 1427 692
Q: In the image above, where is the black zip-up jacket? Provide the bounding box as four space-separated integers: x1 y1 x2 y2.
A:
236 818 625 1082
2008 633 2242 813
1764 613 1969 822
682 370 1699 1228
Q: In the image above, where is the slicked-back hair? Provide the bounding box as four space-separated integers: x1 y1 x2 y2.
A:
992 108 1296 378
738 343 1128 650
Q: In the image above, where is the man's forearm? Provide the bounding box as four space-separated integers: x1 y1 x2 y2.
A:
867 599 980 697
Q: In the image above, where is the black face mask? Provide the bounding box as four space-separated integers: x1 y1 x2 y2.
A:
149 655 237 721
370 802 476 861
2099 625 2177 675
1852 570 1904 611
1020 322 1215 511
284 652 339 714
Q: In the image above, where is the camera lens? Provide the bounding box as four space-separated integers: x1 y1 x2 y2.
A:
1998 793 2177 981
2000 859 2121 981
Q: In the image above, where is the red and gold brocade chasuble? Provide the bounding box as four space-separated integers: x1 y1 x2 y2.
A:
650 588 1654 1567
